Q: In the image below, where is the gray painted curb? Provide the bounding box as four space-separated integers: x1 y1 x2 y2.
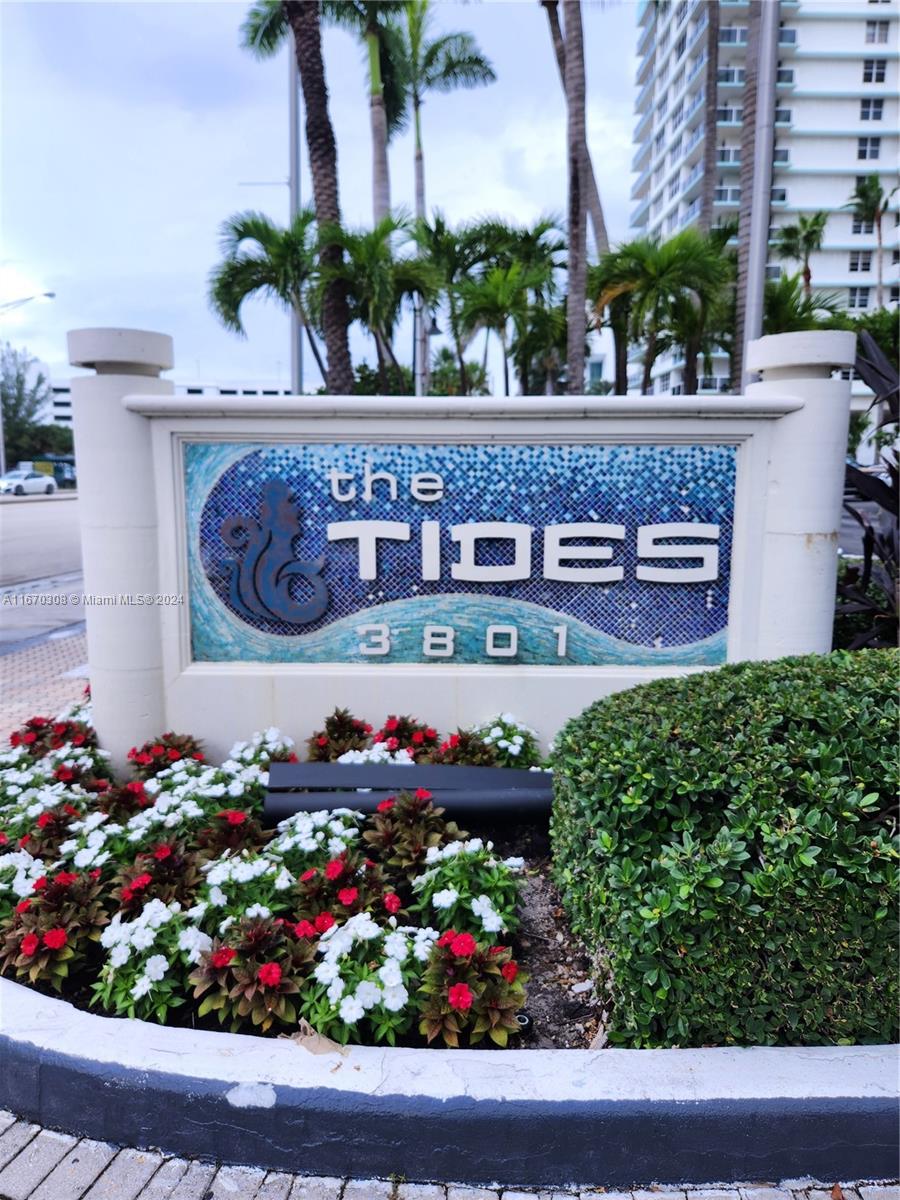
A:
0 980 897 1187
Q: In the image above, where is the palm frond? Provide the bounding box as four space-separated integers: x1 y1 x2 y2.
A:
240 1 288 58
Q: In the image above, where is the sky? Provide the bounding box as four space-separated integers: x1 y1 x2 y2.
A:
1 0 638 394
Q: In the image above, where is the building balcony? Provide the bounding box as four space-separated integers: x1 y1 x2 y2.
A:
635 74 655 115
684 89 706 130
717 67 746 85
683 124 705 165
717 107 743 126
687 52 708 86
634 105 653 142
779 28 798 50
717 146 741 167
631 163 652 201
719 26 748 45
714 186 741 204
682 162 704 196
632 138 652 174
684 197 702 223
632 193 651 228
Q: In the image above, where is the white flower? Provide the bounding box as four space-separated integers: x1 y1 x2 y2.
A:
245 904 271 920
314 961 340 985
130 975 152 999
503 856 525 871
208 886 227 908
109 943 131 969
144 954 168 981
273 868 293 892
382 984 409 1012
354 980 382 1011
326 976 345 1004
218 917 235 935
383 931 409 961
178 927 212 964
130 926 156 951
432 888 459 910
508 744 521 757
378 959 403 989
338 995 365 1024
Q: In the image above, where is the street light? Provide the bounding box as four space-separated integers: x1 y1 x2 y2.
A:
0 291 57 475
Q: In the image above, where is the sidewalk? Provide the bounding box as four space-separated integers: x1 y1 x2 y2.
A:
0 627 88 732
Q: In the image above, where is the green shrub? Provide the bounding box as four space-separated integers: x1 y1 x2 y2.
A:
550 650 899 1048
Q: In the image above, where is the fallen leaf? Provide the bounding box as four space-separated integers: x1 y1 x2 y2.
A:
281 1019 349 1056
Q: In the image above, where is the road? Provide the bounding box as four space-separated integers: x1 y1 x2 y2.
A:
0 494 81 585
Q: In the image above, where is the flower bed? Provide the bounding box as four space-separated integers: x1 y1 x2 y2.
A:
0 702 545 1048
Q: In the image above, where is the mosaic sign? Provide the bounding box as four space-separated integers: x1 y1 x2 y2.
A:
185 442 736 666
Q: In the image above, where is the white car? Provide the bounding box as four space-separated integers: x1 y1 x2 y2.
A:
0 469 57 496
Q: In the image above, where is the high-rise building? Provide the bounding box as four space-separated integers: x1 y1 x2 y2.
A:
630 0 899 396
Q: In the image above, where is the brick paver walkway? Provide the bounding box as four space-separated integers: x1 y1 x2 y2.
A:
0 629 88 733
0 1113 895 1200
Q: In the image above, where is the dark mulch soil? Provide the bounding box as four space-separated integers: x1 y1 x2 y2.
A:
464 815 607 1050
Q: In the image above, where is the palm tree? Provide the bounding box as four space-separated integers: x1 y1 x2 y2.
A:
540 0 608 256
662 226 734 395
459 263 533 396
511 301 568 395
393 0 495 390
773 212 828 297
244 2 354 394
563 0 587 395
428 345 489 396
594 231 731 395
208 208 327 382
318 216 440 392
845 175 899 309
763 273 841 334
324 1 406 225
588 255 631 394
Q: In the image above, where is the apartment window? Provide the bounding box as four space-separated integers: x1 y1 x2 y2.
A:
891 286 900 304
858 136 881 159
674 32 687 59
669 137 683 165
657 95 668 120
720 27 748 44
849 251 873 271
669 176 680 200
774 108 792 124
865 20 889 43
773 147 790 163
765 264 783 280
778 27 797 45
671 100 684 129
675 0 688 24
852 216 875 233
771 187 788 202
672 69 685 94
655 130 665 155
863 58 886 82
869 0 891 5
848 286 871 309
892 249 900 265
658 372 672 392
861 98 884 120
658 62 670 87
776 68 794 84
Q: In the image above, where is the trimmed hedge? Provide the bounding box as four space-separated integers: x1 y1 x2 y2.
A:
550 650 899 1048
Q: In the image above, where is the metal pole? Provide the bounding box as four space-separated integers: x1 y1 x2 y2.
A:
741 0 779 390
289 49 303 395
413 298 423 396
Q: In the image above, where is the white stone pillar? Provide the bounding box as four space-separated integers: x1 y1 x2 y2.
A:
747 330 857 659
68 328 174 770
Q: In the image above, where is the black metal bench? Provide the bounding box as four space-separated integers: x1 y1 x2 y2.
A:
264 761 553 825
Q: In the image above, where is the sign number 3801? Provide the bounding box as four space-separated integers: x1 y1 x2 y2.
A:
356 623 569 658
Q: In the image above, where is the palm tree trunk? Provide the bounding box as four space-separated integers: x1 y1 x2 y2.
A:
698 0 720 233
414 98 429 394
875 211 884 308
542 0 608 255
642 327 657 395
612 299 629 394
500 330 510 397
293 296 328 382
732 0 761 390
802 259 812 298
285 1 354 395
367 28 391 225
683 334 701 396
563 0 587 395
454 336 469 396
374 332 389 394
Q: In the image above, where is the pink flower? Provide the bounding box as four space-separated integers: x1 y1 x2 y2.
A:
20 933 39 957
314 912 335 933
324 858 344 881
43 928 67 951
257 962 282 988
448 982 473 1012
211 947 235 969
376 798 395 813
501 961 519 983
383 893 401 915
449 932 477 958
337 887 358 907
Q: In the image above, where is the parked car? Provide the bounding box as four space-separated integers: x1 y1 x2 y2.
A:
0 469 57 495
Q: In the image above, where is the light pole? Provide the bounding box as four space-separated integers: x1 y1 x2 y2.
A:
288 49 303 396
0 291 56 476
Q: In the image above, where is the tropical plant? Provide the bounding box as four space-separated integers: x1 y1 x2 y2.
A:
0 343 52 468
563 0 587 394
208 209 327 381
658 224 734 395
427 346 489 396
588 259 631 394
459 263 534 396
773 212 828 297
510 301 568 395
317 216 440 392
844 175 899 309
540 0 608 255
392 0 495 388
762 273 841 334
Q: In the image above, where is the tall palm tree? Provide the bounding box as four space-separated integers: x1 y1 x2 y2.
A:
540 0 608 256
208 208 327 381
244 2 354 394
324 1 406 225
763 273 841 334
511 301 568 396
318 216 440 393
661 226 734 395
393 0 495 389
594 231 731 395
459 263 533 396
563 0 587 395
773 212 828 297
845 176 899 309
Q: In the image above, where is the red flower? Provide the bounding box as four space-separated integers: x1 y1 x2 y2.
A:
167 748 182 762
384 718 399 733
376 798 394 813
218 810 247 826
54 871 78 887
450 932 477 957
414 788 433 801
294 920 317 939
131 873 152 891
43 928 67 951
89 869 101 880
211 947 236 969
121 888 134 903
31 717 48 728
501 961 519 983
152 844 172 861
337 887 358 907
383 893 401 915
257 962 282 988
36 812 54 829
363 723 373 734
385 737 399 752
0 832 7 847
126 781 145 795
449 734 460 748
55 766 75 783
135 752 152 766
20 933 40 957
373 732 384 744
9 732 20 747
63 804 80 817
72 733 85 747
151 744 165 757
425 728 437 740
18 834 30 848
22 732 37 745
316 736 328 747
448 982 473 1012
15 899 30 914
314 912 335 933
324 858 344 881
300 868 317 882
411 731 425 745
32 876 47 892
436 929 456 948
488 945 506 956
192 752 205 761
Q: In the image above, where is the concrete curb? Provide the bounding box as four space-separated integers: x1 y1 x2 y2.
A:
0 492 77 503
1 979 897 1187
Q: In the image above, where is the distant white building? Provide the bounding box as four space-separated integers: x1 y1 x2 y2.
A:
630 0 899 397
49 380 293 426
